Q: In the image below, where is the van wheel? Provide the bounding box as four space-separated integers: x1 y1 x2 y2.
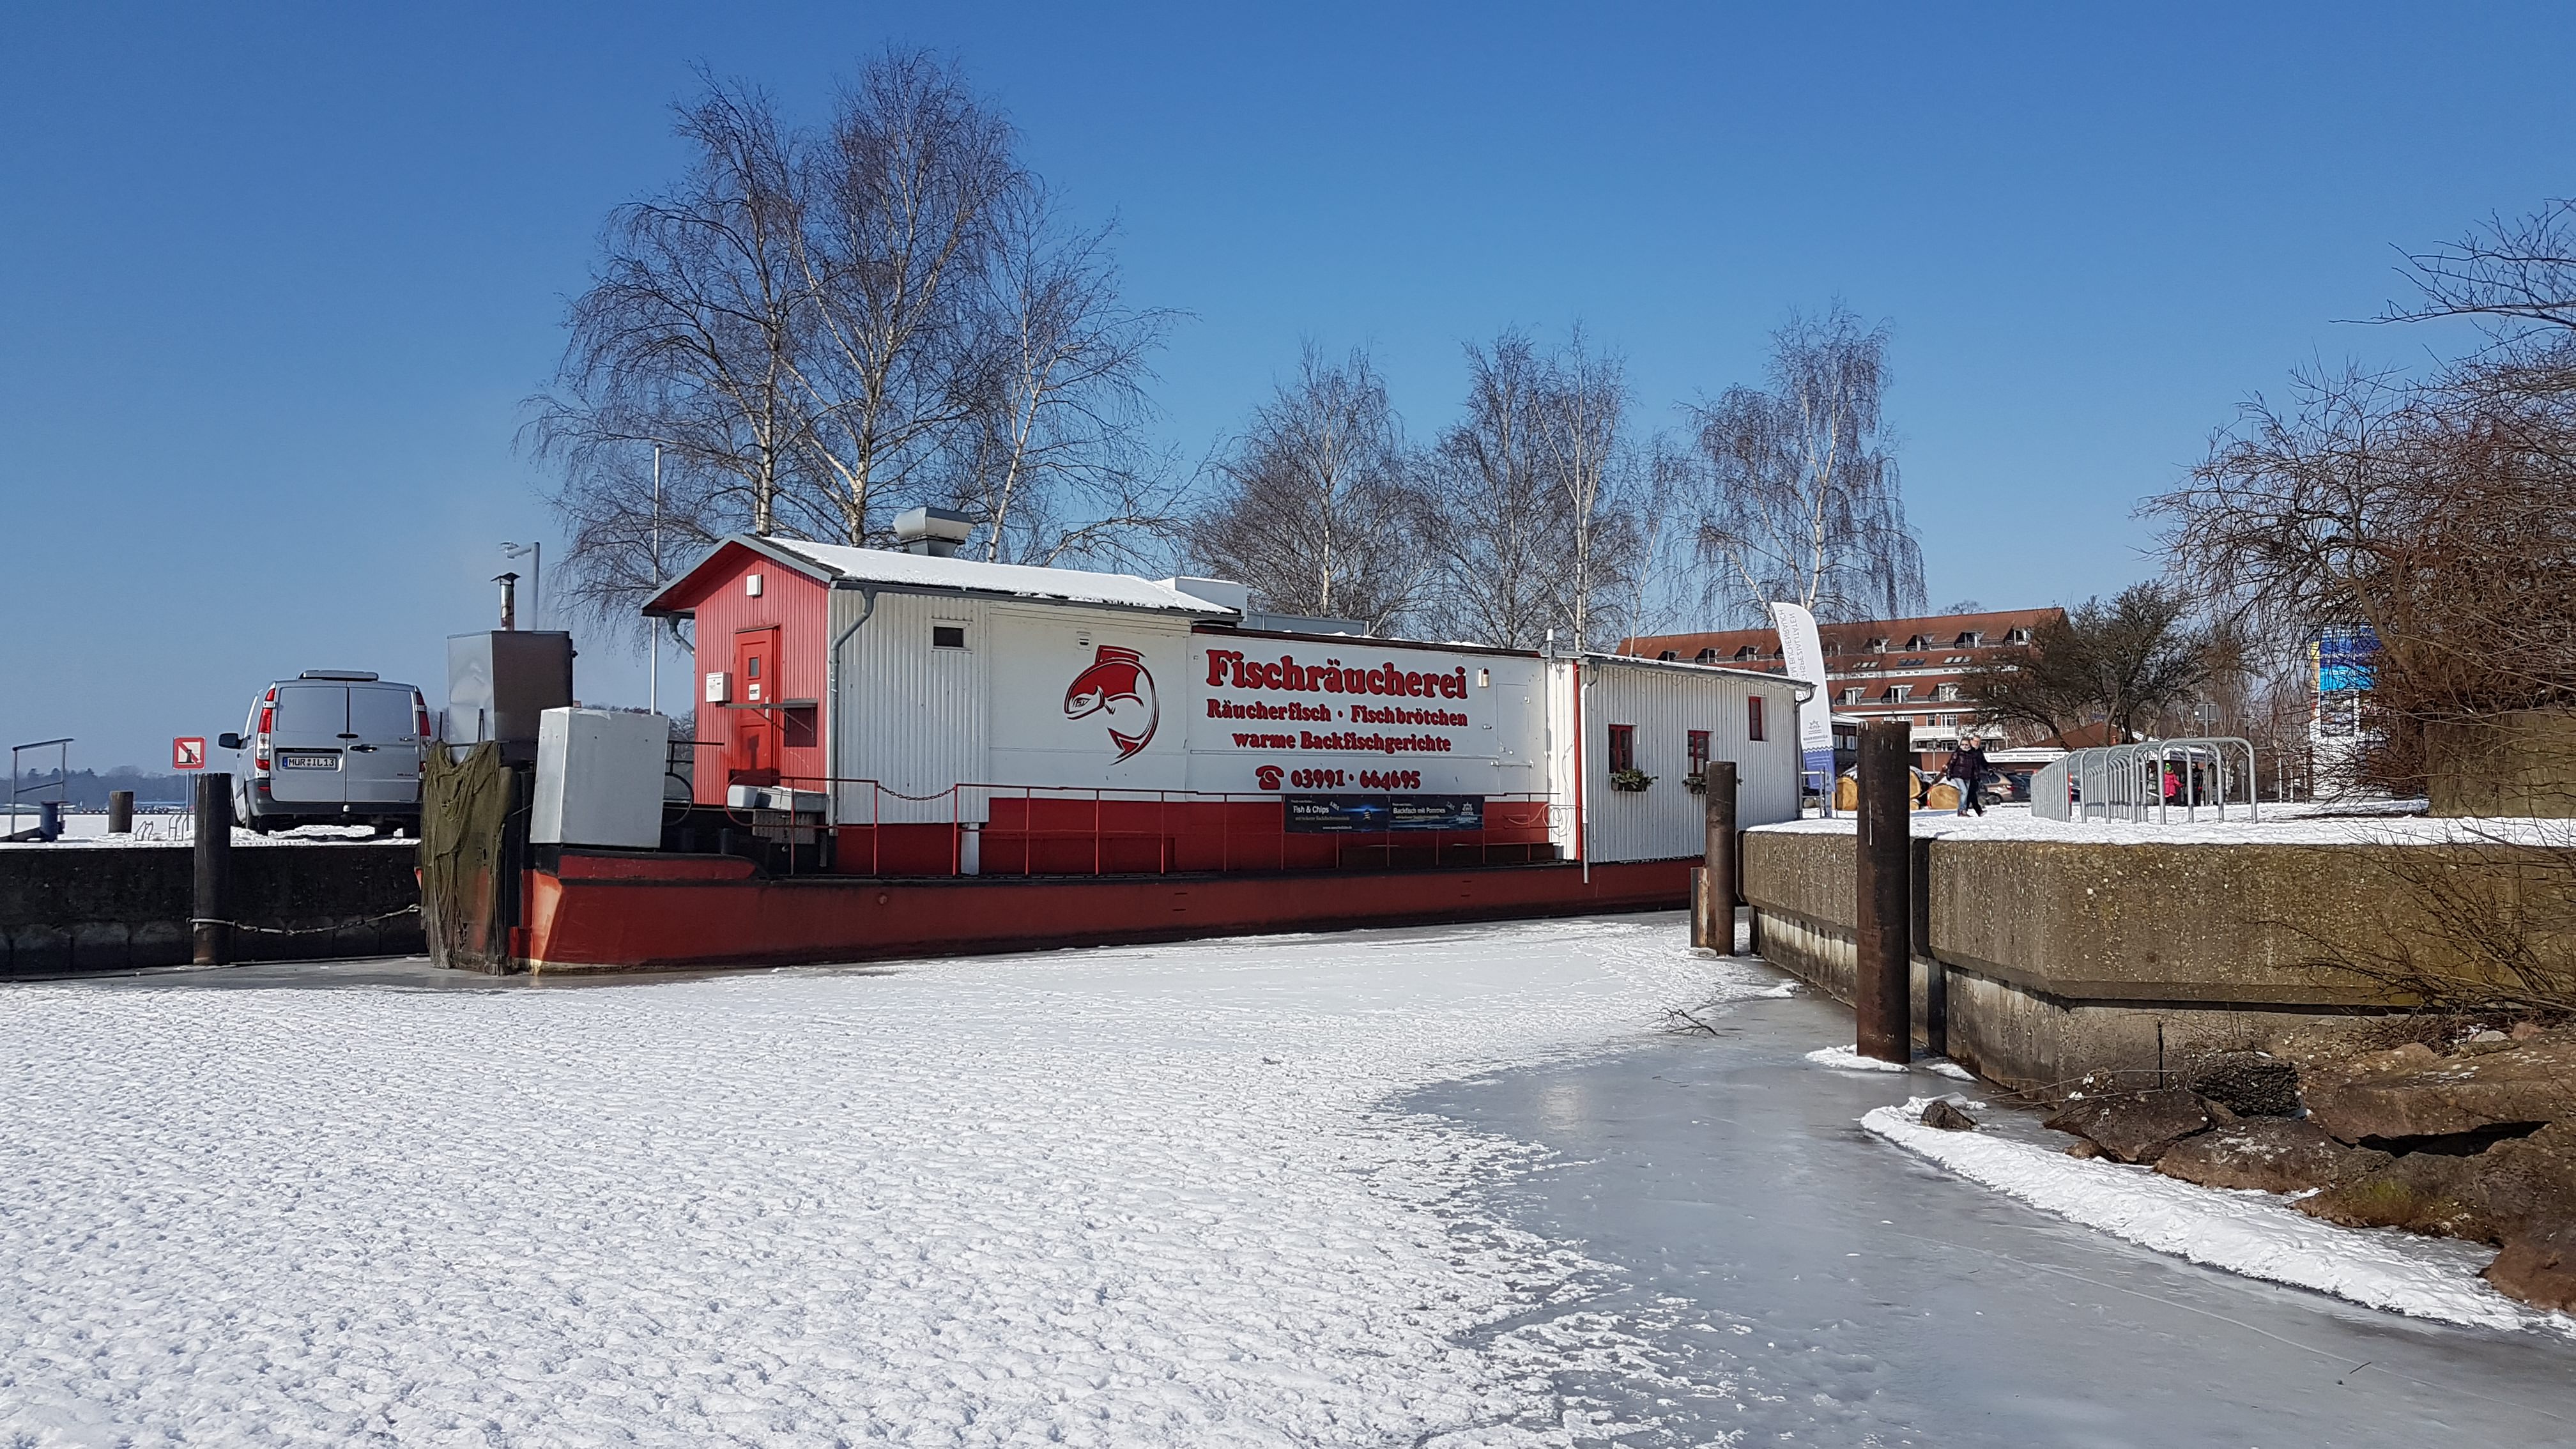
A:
373 820 399 838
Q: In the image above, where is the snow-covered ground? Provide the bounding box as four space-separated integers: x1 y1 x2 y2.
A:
0 811 390 847
1767 798 2576 847
0 917 1776 1446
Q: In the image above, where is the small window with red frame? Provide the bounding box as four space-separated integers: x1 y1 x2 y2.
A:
1608 724 1636 773
1687 730 1711 769
1748 695 1767 741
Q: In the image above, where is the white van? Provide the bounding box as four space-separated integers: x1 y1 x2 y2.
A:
217 671 429 834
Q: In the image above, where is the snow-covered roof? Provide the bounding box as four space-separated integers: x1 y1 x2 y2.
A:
1580 650 1802 690
652 536 1238 617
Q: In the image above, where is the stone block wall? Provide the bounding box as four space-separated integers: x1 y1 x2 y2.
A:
1 843 424 977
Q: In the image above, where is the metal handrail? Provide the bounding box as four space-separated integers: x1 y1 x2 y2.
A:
742 772 1558 879
7 737 73 827
2031 737 2258 824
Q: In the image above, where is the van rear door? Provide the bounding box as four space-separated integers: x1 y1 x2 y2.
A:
266 682 350 806
344 684 423 809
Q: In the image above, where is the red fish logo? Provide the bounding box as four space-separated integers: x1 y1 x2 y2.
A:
1064 645 1159 762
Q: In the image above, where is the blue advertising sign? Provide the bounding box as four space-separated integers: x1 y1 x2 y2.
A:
1284 795 1485 833
2315 627 2379 694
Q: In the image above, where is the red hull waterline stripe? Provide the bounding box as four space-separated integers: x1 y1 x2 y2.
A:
519 855 1697 974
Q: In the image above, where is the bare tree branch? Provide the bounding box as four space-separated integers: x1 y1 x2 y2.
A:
1190 344 1425 632
1676 303 1924 626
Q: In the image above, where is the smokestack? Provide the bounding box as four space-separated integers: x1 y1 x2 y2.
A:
494 571 520 631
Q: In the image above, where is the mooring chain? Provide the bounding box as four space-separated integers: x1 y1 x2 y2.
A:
183 903 424 937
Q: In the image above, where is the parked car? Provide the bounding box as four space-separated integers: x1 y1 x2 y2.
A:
216 671 429 834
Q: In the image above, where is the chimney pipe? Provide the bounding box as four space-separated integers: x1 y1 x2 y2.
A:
494 572 520 631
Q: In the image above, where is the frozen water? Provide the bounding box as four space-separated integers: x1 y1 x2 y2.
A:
1406 992 2576 1446
1864 1096 2563 1332
0 915 1772 1446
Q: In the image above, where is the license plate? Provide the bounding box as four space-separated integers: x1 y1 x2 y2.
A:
281 753 341 770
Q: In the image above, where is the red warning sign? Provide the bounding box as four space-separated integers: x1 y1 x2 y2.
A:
173 737 206 770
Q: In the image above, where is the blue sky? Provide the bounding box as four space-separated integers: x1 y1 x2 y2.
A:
3 3 2567 769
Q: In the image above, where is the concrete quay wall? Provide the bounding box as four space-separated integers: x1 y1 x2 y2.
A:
1740 828 2514 1095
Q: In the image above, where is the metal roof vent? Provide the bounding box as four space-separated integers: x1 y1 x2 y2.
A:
893 506 974 558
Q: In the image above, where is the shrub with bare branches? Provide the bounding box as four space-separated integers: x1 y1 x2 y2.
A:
2154 201 2576 795
2164 199 2576 1010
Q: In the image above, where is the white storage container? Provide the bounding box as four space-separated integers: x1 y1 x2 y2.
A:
533 707 670 849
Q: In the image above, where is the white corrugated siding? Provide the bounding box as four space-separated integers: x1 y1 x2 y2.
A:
1579 656 1799 862
831 590 992 824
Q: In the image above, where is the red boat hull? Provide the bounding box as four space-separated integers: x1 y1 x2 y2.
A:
519 852 1694 973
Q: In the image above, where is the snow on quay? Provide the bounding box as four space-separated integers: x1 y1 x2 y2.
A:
0 917 1772 1447
1760 799 2576 848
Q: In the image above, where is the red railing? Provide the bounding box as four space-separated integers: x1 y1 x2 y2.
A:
732 774 1560 880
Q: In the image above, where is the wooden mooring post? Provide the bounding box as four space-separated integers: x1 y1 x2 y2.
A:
1690 760 1740 953
192 772 233 966
1855 721 1912 1062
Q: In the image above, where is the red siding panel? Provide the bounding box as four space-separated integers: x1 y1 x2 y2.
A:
659 543 833 804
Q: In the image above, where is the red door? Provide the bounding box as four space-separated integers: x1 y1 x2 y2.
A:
729 627 781 786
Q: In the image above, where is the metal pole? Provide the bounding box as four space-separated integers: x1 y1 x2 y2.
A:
650 445 661 716
192 772 233 965
1694 760 1740 953
1855 719 1912 1063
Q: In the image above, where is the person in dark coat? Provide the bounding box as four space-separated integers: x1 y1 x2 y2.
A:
1947 736 1991 816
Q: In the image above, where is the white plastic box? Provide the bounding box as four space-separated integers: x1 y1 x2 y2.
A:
532 707 670 849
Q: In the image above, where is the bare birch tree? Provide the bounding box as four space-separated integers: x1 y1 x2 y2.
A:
1416 327 1649 649
528 80 812 626
944 183 1184 569
793 49 1023 546
1418 331 1562 647
1682 303 1924 625
533 49 1185 629
1190 344 1425 631
1536 327 1643 649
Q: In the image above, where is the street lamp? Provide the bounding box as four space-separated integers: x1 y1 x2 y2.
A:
500 541 541 631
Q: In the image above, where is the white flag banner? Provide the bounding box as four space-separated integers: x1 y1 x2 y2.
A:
1766 601 1836 777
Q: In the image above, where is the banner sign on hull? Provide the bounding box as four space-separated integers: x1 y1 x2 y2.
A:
1283 794 1485 833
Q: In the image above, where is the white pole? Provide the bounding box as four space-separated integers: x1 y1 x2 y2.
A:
650 444 661 716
